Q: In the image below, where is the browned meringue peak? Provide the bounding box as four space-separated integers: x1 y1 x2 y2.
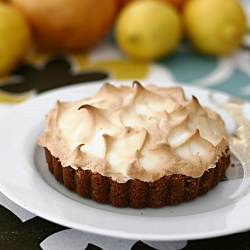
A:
145 83 186 102
38 81 229 183
123 81 182 114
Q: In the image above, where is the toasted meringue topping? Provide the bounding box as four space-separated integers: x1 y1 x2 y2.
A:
38 81 229 183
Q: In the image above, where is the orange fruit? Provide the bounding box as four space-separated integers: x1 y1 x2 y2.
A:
10 0 118 51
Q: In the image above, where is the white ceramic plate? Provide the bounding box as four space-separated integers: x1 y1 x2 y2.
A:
1 80 250 241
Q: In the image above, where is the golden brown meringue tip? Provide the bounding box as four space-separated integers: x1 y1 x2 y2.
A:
75 143 85 151
78 104 94 111
132 80 142 88
191 95 206 110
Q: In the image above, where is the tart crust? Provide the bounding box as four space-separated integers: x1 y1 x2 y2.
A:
44 147 230 208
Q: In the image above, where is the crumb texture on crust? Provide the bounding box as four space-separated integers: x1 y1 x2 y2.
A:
44 147 230 208
38 81 229 183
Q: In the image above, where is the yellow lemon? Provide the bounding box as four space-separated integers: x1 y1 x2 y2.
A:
115 0 182 61
183 0 247 55
0 3 31 76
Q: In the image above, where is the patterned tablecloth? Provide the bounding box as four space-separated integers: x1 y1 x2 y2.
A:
1 1 250 249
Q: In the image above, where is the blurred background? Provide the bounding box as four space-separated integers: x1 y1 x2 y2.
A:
0 0 249 111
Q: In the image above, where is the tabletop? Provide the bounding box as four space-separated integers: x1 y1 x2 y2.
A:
1 1 250 250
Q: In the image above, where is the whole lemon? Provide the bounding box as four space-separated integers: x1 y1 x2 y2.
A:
183 0 247 55
10 0 118 51
115 0 182 61
0 3 31 76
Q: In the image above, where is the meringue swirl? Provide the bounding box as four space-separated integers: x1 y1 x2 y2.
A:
38 81 229 183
